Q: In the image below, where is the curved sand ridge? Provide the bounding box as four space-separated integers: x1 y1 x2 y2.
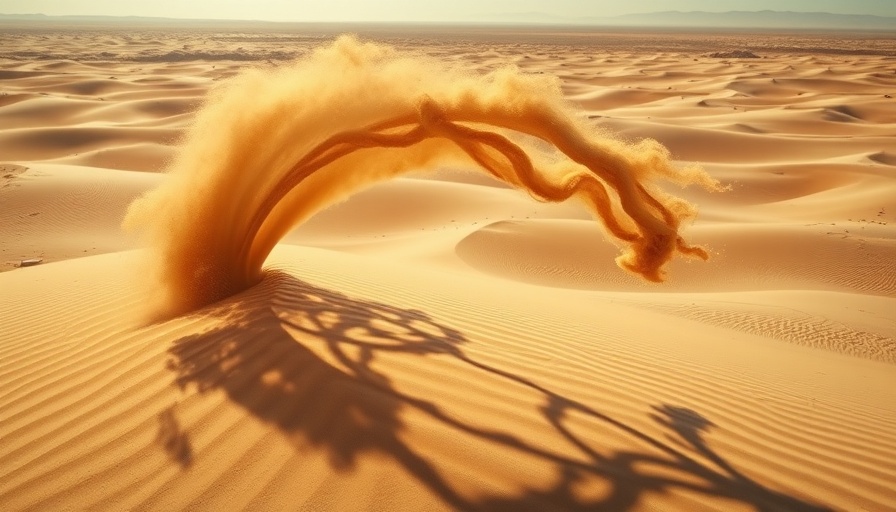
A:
457 221 896 297
2 25 896 512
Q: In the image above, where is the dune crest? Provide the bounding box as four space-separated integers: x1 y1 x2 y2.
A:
124 35 720 317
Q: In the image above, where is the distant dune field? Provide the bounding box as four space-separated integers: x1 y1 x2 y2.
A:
1 24 895 512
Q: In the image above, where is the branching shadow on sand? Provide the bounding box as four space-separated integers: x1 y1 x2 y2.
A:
165 271 831 511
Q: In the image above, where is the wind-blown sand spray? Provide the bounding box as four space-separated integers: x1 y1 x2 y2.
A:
124 36 722 318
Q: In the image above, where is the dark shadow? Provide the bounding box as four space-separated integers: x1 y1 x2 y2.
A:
155 406 193 468
164 270 832 511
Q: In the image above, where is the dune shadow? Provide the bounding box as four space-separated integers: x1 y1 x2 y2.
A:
164 271 832 511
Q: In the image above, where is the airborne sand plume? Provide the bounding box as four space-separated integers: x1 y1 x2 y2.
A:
124 36 721 317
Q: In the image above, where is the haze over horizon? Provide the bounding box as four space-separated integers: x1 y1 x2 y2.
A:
1 0 894 22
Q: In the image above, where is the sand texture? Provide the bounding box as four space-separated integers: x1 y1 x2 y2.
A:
1 25 895 511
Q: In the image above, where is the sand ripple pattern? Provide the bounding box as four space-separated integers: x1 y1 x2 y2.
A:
2 251 895 511
645 303 896 364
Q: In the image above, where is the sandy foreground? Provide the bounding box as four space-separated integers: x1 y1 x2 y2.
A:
1 24 895 511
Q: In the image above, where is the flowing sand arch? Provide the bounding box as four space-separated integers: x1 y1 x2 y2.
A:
125 36 722 318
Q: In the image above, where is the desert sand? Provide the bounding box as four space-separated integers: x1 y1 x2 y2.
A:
1 23 895 511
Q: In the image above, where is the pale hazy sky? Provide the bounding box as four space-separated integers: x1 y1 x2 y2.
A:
1 0 894 22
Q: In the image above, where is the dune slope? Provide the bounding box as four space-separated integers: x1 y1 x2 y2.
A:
1 248 895 511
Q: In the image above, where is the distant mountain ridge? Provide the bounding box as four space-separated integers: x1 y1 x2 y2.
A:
0 10 894 30
610 10 896 30
483 10 895 30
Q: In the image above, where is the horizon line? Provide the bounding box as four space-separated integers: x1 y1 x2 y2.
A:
2 9 895 26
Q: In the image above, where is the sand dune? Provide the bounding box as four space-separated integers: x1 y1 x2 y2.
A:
1 24 895 511
457 220 896 296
